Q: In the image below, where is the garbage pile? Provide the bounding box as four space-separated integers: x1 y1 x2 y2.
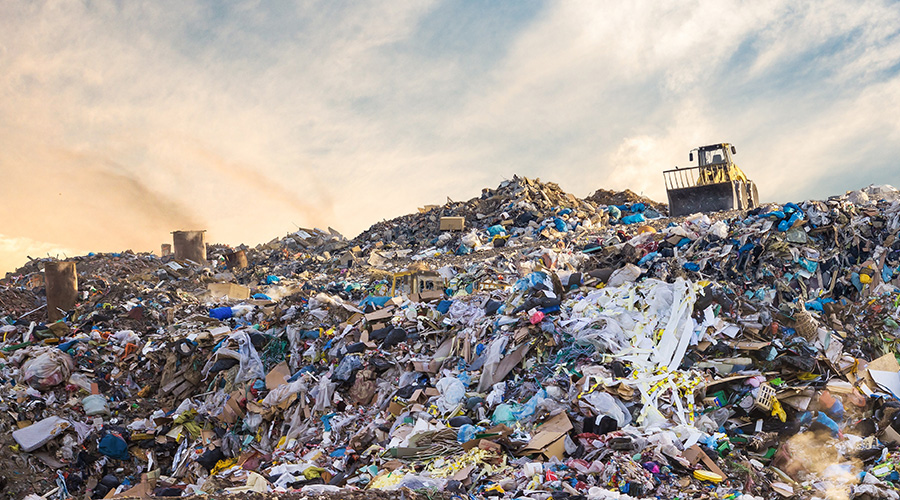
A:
4 179 900 500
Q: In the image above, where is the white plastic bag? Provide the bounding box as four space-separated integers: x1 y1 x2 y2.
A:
435 377 466 413
82 394 110 416
582 391 631 427
232 330 265 384
20 349 74 390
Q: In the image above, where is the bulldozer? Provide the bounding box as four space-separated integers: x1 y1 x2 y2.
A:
663 143 759 217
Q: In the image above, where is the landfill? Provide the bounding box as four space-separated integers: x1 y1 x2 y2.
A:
3 177 900 500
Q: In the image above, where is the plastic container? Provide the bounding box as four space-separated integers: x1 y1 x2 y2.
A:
754 384 776 411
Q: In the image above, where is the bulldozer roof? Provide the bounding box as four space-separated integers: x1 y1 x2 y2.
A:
697 143 732 152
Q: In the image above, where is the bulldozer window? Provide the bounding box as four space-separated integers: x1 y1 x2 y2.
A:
699 147 727 166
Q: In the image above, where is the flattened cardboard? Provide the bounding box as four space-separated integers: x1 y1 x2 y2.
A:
452 464 475 482
221 390 246 424
684 444 726 478
535 412 573 433
519 436 566 461
864 353 900 392
207 283 251 300
518 412 573 460
364 307 395 322
731 341 771 351
477 439 502 453
409 290 444 303
480 343 531 390
882 425 900 445
265 362 291 390
462 438 487 451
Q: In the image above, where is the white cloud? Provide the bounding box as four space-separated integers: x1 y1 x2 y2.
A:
0 234 89 276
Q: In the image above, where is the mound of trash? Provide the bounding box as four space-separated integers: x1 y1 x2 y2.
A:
2 181 900 500
586 188 667 214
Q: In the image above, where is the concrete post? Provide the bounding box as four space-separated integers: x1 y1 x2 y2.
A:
172 230 207 264
45 261 77 322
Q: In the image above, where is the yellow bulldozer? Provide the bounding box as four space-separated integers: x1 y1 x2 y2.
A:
662 143 759 217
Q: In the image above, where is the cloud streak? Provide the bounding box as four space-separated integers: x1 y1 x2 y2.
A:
1 0 898 273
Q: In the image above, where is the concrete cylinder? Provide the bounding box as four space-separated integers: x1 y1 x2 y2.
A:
172 230 207 263
45 261 77 322
225 249 248 270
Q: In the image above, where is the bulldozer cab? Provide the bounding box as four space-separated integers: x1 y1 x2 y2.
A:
663 143 758 217
692 144 748 185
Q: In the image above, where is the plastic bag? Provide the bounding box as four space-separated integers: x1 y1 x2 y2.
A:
233 331 265 384
620 213 646 225
333 354 362 382
491 404 518 425
460 231 482 249
492 389 548 425
457 424 483 443
68 372 93 392
607 264 642 287
82 394 110 416
435 377 466 413
375 473 446 491
709 220 728 239
477 336 509 392
243 413 263 433
20 349 74 390
112 330 140 344
209 306 233 320
582 391 631 427
312 376 336 413
485 382 506 407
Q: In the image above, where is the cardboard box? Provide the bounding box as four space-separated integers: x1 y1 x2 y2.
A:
208 282 251 300
412 360 440 373
388 400 406 416
440 217 465 231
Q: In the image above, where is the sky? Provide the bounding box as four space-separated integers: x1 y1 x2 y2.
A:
2 0 899 274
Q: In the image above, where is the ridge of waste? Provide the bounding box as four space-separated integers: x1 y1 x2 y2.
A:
2 178 900 500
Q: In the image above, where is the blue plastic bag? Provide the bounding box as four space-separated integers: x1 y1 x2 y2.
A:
99 432 129 460
209 307 232 320
457 424 483 443
638 252 658 266
620 214 646 225
553 217 568 232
